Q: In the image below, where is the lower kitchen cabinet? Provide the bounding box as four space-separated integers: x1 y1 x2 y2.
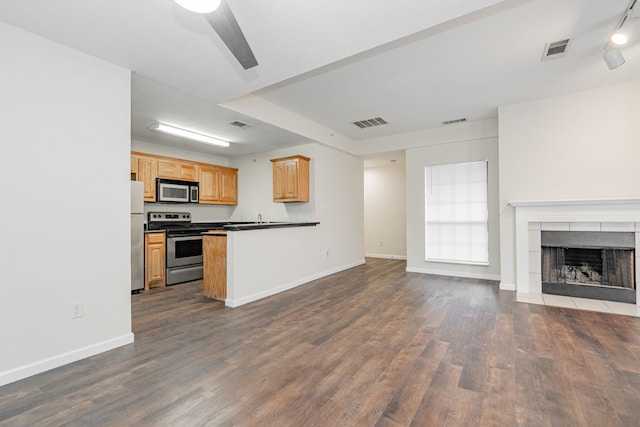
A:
145 232 166 290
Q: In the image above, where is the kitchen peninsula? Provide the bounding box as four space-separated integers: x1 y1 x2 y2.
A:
202 222 319 307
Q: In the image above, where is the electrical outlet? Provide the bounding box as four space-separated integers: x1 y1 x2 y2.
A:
71 302 83 319
379 241 384 247
326 249 330 257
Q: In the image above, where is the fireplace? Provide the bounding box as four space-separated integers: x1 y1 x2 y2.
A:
508 198 640 311
540 231 636 303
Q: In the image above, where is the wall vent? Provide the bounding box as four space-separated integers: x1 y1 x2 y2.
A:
229 120 251 128
353 117 388 129
442 118 467 125
542 38 571 61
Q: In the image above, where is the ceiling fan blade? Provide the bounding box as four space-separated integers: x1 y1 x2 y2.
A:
205 0 258 70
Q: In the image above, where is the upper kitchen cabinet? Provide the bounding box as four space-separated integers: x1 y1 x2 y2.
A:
132 151 237 205
130 156 139 180
157 159 197 181
271 155 310 202
197 164 238 205
137 156 157 202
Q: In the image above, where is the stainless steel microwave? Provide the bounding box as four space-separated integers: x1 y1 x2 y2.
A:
156 178 199 203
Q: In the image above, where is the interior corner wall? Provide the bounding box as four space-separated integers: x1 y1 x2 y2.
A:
0 22 132 386
406 137 500 280
230 142 365 273
364 163 407 259
498 80 640 289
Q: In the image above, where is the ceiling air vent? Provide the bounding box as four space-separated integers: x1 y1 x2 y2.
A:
542 38 571 61
352 117 388 129
442 118 467 125
229 120 251 128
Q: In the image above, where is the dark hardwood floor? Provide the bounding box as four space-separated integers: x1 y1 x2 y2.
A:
2 258 640 426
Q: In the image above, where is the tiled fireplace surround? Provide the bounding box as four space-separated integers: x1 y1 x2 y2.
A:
509 199 640 317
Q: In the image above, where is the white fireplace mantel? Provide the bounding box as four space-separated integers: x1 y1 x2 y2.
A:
509 198 640 305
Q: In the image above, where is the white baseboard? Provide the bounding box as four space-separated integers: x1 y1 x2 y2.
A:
0 333 134 387
365 253 407 260
500 282 517 291
225 259 366 308
406 266 500 282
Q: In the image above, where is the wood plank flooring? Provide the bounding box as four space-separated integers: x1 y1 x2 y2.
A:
2 258 640 426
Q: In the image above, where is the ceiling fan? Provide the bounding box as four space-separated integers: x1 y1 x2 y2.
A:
175 0 258 70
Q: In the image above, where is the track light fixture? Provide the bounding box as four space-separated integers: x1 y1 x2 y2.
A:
150 123 230 147
604 0 638 69
603 47 626 69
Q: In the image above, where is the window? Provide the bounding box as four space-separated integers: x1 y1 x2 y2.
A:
425 160 488 265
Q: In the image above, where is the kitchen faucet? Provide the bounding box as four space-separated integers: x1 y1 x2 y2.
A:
257 213 263 223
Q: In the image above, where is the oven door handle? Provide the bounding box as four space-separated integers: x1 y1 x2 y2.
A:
168 235 203 241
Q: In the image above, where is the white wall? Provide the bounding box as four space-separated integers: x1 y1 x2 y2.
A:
229 142 365 285
229 145 317 222
131 139 234 222
498 80 640 289
364 163 407 259
0 23 132 385
406 137 501 280
313 144 365 266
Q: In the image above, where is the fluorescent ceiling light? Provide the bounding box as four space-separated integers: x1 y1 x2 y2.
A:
174 0 221 14
150 123 230 147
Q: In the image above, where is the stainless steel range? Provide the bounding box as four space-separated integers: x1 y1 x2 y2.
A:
147 212 221 285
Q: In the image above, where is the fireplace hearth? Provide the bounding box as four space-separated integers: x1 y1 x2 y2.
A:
541 231 636 303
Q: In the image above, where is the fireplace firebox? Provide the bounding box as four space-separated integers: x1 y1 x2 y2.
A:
541 231 636 304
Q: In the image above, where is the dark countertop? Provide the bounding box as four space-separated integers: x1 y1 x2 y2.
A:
146 221 320 233
212 222 319 232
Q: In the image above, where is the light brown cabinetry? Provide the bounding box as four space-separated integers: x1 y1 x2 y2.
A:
157 159 197 181
138 156 157 202
144 232 166 290
131 151 237 205
130 156 139 180
271 155 310 202
220 167 238 204
197 165 238 205
203 234 227 300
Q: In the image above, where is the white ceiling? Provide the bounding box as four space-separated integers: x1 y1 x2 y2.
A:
1 0 639 162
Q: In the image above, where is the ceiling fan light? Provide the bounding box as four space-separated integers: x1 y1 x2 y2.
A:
174 0 221 14
150 122 230 147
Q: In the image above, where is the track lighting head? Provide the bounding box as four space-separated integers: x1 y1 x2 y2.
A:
603 47 626 70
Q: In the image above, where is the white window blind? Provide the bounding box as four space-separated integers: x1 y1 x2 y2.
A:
425 161 488 265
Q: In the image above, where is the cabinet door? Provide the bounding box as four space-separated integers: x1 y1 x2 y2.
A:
198 165 221 203
271 155 310 202
273 162 286 200
157 159 197 181
138 157 157 202
220 168 238 204
157 159 178 179
284 160 299 199
177 163 197 181
145 232 165 289
130 156 139 180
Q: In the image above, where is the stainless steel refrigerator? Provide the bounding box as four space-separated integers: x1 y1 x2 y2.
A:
131 181 145 292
